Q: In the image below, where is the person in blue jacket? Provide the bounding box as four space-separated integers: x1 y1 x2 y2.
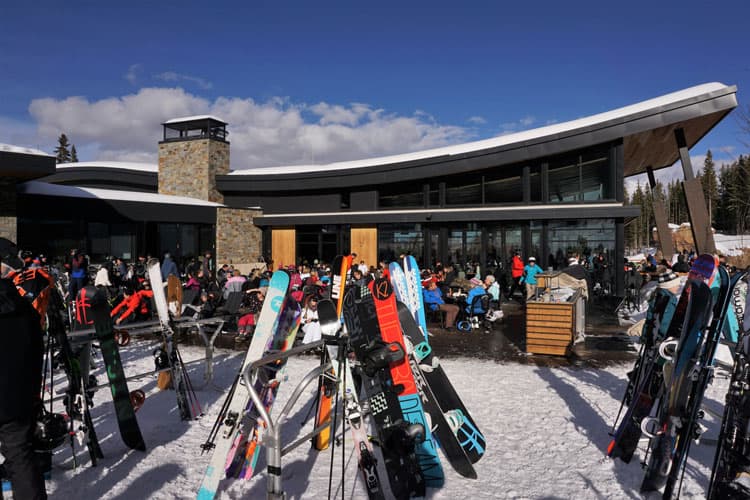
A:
422 278 459 330
465 277 488 314
519 256 542 301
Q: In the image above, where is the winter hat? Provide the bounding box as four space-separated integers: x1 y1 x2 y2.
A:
421 277 435 288
469 277 483 287
657 271 680 289
528 257 536 262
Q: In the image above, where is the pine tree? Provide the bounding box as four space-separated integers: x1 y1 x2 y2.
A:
701 150 719 226
70 145 78 162
54 134 72 163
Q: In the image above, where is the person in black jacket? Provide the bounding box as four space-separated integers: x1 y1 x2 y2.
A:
0 272 47 499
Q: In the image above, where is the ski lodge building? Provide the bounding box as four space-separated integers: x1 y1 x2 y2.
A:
0 82 738 295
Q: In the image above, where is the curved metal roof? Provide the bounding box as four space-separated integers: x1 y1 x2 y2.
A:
219 82 737 192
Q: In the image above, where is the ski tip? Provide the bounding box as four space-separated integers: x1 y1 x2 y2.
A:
606 440 615 455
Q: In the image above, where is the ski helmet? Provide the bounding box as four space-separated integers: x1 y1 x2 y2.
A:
33 412 69 452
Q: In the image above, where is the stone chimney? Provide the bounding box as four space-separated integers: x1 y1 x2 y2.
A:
157 115 229 203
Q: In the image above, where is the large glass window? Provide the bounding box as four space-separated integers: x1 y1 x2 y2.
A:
379 183 424 208
447 224 481 275
445 174 482 206
484 166 523 204
378 224 424 264
529 164 542 202
296 225 340 266
547 219 615 270
548 146 611 203
487 224 523 269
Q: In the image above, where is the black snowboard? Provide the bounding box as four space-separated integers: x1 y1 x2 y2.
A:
342 288 425 500
395 302 477 477
48 286 104 464
90 291 146 451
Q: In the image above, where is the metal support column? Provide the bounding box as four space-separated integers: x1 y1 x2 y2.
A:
674 128 716 254
646 166 676 261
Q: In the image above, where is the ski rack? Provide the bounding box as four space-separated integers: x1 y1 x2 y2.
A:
68 315 235 388
240 339 336 500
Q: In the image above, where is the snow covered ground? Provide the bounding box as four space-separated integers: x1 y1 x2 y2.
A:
37 340 729 499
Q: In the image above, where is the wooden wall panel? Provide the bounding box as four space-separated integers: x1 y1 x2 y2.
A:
271 228 296 269
350 227 377 270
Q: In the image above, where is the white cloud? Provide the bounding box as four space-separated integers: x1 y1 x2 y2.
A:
154 72 213 90
24 87 473 169
499 115 537 133
124 64 142 85
467 115 486 125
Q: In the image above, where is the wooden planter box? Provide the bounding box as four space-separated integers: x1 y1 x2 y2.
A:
525 300 576 357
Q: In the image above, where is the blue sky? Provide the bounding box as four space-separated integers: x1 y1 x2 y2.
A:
1 1 749 181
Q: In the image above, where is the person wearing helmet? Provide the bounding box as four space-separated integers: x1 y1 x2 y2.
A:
0 259 47 499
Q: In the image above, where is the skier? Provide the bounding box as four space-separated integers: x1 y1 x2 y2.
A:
160 252 179 282
300 296 321 344
0 265 47 500
519 257 541 301
111 287 154 325
508 251 524 301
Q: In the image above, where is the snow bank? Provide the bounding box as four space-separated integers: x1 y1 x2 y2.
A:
39 343 727 499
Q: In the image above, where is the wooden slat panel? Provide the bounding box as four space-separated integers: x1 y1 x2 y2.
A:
527 319 572 328
526 311 573 320
350 227 377 271
527 305 573 314
527 338 572 347
527 345 569 356
527 332 574 342
528 325 573 334
272 228 296 270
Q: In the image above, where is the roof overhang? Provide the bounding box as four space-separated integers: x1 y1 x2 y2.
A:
253 202 640 226
0 150 56 181
40 166 158 192
218 83 737 192
17 181 220 224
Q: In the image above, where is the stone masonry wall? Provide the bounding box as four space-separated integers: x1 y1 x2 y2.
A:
216 208 262 266
158 139 229 203
0 186 17 243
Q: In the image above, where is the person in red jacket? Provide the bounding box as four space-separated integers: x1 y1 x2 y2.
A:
507 250 525 302
111 287 153 325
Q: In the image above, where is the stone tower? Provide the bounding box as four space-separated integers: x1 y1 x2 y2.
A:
157 116 229 203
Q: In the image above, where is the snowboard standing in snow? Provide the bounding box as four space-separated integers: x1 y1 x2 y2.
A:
661 266 741 499
318 298 385 499
396 301 478 477
709 271 750 499
342 288 425 500
197 270 289 500
227 296 301 479
89 289 146 451
640 277 714 493
370 277 444 488
608 286 680 463
47 283 104 466
391 260 487 465
314 254 352 451
147 258 195 421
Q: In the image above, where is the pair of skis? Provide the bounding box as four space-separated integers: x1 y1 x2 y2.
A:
708 271 750 499
640 259 747 497
148 259 201 421
197 270 290 499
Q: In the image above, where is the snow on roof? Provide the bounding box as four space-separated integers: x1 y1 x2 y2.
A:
163 115 226 124
229 82 730 176
55 161 158 173
0 143 53 157
18 181 224 207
